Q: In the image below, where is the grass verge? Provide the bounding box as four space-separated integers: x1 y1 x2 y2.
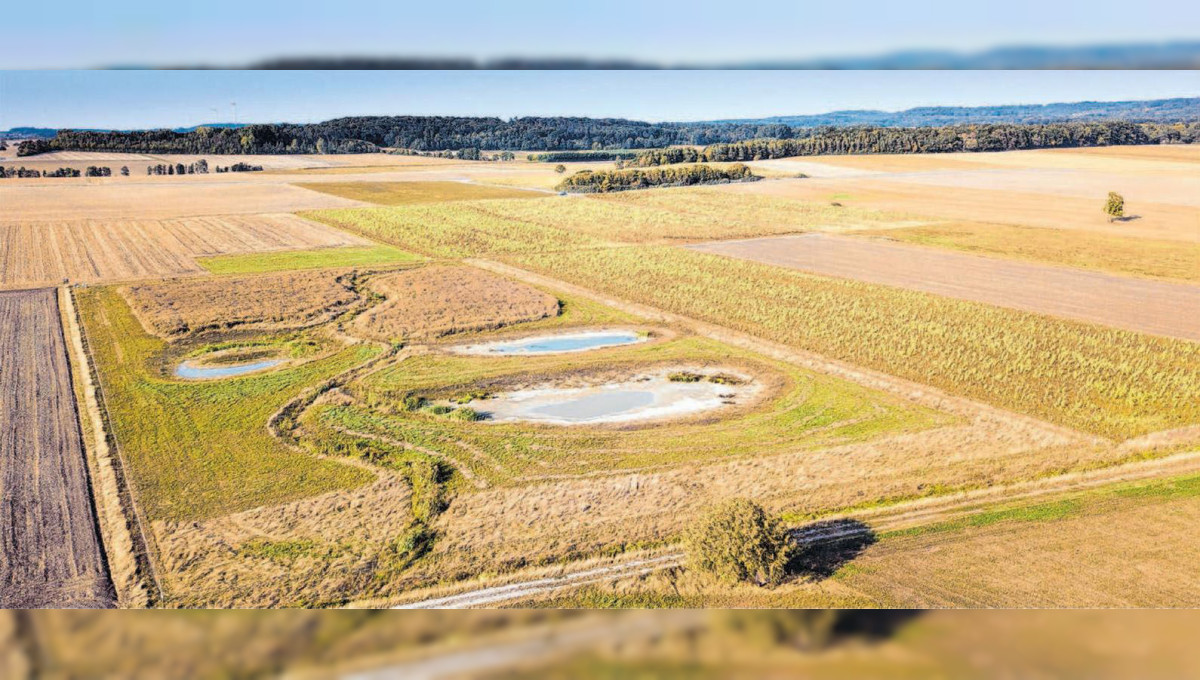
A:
197 245 423 275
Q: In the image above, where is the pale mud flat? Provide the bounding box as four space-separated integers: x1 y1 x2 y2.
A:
464 368 758 425
450 329 646 356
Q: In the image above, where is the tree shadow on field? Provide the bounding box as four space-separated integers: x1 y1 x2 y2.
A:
786 518 876 580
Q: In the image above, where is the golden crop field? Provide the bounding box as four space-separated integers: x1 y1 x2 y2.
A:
123 269 362 337
504 245 1200 440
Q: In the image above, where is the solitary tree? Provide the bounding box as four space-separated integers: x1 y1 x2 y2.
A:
554 164 567 174
120 166 130 176
1104 191 1125 222
685 498 791 586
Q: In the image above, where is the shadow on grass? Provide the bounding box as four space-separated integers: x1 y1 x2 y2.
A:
787 518 876 580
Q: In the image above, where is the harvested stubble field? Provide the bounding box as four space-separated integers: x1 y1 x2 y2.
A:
123 269 363 338
857 221 1200 282
351 265 561 342
501 246 1200 440
295 180 545 205
689 233 1200 341
0 213 369 289
0 182 365 221
0 288 115 608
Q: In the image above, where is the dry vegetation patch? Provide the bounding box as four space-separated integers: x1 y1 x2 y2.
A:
123 269 362 338
296 180 543 205
351 265 560 342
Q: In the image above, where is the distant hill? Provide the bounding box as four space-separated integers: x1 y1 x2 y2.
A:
706 98 1200 128
0 123 247 139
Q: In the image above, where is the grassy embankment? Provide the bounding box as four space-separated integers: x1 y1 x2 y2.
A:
76 286 376 523
306 196 1200 440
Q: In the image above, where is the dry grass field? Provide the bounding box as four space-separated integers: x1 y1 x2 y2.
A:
0 214 371 289
858 221 1200 282
729 177 1200 243
351 265 560 342
0 289 115 608
689 233 1200 341
123 269 362 337
295 180 545 205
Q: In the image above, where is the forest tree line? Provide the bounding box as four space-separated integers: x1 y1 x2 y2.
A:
624 121 1200 166
15 117 799 156
557 163 757 193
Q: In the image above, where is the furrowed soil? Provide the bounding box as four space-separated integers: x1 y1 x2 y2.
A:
688 233 1200 341
0 288 115 608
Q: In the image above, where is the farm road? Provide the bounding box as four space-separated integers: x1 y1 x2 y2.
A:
689 233 1200 342
0 289 115 608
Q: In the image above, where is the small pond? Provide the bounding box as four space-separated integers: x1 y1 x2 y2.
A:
175 358 285 380
455 330 644 356
462 371 753 425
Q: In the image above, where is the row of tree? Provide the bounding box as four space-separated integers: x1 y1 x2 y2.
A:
390 148 517 161
0 166 83 178
147 160 209 175
625 121 1200 166
15 117 803 156
527 150 641 162
557 163 757 193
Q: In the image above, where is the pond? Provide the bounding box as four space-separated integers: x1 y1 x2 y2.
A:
462 372 751 425
175 358 285 380
454 330 644 356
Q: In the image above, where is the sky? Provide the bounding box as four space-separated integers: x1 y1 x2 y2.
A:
1 0 1198 68
2 70 1198 130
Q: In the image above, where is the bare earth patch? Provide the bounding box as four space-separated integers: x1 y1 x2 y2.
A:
123 269 361 338
351 265 559 342
0 289 115 608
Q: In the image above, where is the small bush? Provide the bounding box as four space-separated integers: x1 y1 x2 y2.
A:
449 407 483 422
425 404 455 415
1104 191 1125 221
707 373 744 385
685 498 791 586
668 371 703 383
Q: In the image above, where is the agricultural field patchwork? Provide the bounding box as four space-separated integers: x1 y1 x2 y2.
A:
351 265 561 342
503 245 1200 439
0 289 115 608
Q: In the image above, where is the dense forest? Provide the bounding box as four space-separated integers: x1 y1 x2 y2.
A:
557 163 757 193
17 117 794 156
625 121 1200 166
527 150 642 162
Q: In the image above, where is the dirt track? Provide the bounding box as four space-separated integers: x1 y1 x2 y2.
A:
689 233 1200 342
0 289 115 607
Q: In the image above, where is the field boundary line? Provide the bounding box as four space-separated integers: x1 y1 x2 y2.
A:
465 258 1103 447
64 286 163 606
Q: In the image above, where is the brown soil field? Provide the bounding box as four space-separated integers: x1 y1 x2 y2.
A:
688 233 1200 341
881 167 1200 208
773 153 1000 173
0 288 115 608
728 177 1200 243
0 182 365 220
351 265 560 342
123 269 362 338
0 214 369 290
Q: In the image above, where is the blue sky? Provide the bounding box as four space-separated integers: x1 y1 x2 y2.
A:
1 0 1198 68
2 70 1197 130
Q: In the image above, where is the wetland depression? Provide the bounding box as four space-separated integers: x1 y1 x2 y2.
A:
454 330 645 356
175 357 285 380
462 369 758 425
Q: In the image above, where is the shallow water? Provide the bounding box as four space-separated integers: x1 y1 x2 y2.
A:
467 375 746 425
175 358 284 380
458 331 643 356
